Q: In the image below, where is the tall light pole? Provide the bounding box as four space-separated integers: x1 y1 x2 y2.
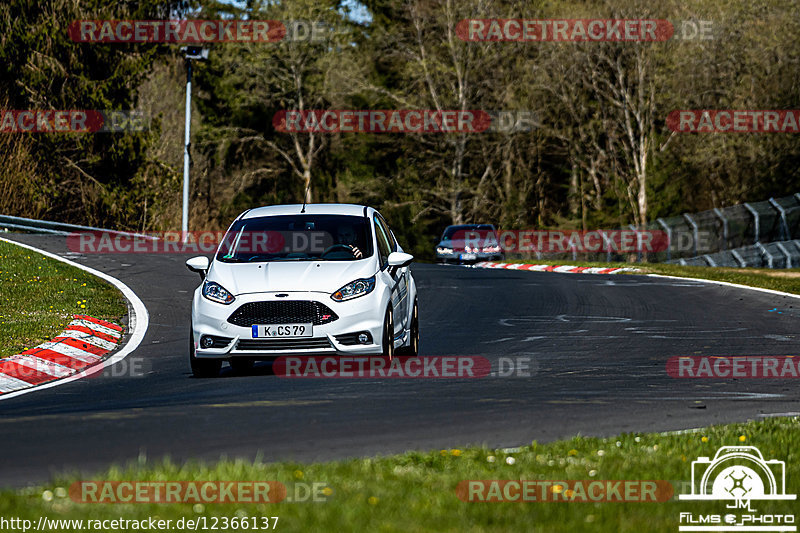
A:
180 46 208 242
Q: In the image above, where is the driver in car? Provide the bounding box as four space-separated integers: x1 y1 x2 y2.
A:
336 224 363 259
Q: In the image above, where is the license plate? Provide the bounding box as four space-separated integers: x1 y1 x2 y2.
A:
460 253 476 260
251 324 313 338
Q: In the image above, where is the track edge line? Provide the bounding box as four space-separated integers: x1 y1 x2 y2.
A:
0 237 149 400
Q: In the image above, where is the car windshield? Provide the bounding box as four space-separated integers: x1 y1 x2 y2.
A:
216 214 373 263
441 225 497 243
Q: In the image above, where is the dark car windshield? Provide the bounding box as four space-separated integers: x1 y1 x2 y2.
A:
441 225 497 242
216 214 373 263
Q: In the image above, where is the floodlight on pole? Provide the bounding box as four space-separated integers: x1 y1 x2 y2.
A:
180 46 208 243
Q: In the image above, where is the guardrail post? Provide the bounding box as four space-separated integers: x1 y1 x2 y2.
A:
657 218 671 262
756 242 774 268
775 241 793 268
628 224 643 263
731 249 747 267
743 202 760 244
768 197 790 241
601 230 613 262
713 207 728 251
683 213 699 257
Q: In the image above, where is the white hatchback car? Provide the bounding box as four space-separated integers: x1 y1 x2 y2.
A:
185 204 419 377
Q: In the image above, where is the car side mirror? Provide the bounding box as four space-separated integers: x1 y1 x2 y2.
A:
388 252 414 268
186 256 210 280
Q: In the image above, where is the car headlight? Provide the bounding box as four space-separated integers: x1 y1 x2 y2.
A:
437 247 453 254
202 280 235 304
331 276 376 302
482 245 501 253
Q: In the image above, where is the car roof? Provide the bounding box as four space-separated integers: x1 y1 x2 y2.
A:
241 203 372 219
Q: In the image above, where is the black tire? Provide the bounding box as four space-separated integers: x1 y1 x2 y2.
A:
229 357 255 374
189 327 221 378
397 299 419 357
382 306 395 360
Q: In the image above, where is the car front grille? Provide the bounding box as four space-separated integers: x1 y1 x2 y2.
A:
227 301 338 327
236 338 333 351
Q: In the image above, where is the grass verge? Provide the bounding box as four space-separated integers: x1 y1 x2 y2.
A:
1 417 797 532
0 239 127 357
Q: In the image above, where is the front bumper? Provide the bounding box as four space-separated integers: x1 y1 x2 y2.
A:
436 250 504 263
192 290 386 359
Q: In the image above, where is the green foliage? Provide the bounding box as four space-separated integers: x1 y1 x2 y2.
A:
0 0 185 228
3 0 800 246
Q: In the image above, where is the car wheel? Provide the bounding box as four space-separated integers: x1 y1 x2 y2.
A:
397 299 419 357
382 306 394 360
189 327 221 378
229 357 255 374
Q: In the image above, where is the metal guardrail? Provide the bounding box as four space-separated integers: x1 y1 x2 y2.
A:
668 239 800 269
0 215 155 239
503 193 800 268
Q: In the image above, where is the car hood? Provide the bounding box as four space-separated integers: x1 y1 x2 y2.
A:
437 240 470 251
438 238 498 250
207 259 377 295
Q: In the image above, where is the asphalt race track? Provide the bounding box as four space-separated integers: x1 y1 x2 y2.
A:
1 233 799 488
